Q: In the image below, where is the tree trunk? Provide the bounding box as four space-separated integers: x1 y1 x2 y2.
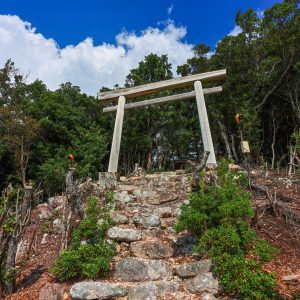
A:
218 121 233 160
146 150 152 171
271 116 276 169
5 237 17 293
231 134 239 162
288 143 295 176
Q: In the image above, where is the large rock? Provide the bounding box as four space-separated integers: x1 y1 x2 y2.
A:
107 226 142 242
52 218 64 234
128 281 180 300
160 217 176 229
156 207 173 218
130 241 174 259
132 189 160 204
16 239 28 263
185 272 219 295
116 184 139 192
114 191 134 203
175 259 213 278
98 172 117 190
111 212 129 224
174 235 198 254
132 214 161 228
39 283 63 300
201 292 217 300
70 282 127 300
48 196 65 209
36 203 53 219
115 258 172 282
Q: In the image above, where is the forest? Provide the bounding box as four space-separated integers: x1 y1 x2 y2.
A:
0 0 299 194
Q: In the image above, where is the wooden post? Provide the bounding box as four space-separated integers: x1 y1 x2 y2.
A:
108 96 126 172
194 81 217 167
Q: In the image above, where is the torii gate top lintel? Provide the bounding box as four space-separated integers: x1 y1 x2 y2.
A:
98 69 226 102
99 69 227 173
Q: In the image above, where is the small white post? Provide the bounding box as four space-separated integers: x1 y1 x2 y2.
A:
194 81 217 167
108 96 126 172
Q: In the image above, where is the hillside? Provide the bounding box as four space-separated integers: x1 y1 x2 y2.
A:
2 165 299 300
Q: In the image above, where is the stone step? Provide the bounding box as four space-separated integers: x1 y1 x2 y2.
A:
69 280 218 300
70 282 127 300
114 258 173 282
107 226 143 243
128 281 180 300
130 241 174 259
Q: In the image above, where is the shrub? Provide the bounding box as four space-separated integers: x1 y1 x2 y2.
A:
38 156 68 196
50 196 115 281
175 160 278 299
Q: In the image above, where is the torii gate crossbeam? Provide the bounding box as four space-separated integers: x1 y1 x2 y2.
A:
98 69 226 172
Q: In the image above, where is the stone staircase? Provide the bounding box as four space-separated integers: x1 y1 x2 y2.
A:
70 172 219 300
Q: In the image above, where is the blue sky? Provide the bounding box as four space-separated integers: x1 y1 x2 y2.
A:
0 0 281 95
0 0 280 48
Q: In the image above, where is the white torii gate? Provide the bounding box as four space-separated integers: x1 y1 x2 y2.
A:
98 69 227 172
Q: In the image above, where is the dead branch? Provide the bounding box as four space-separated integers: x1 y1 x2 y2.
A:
251 183 278 216
255 49 295 109
186 150 210 190
283 274 300 282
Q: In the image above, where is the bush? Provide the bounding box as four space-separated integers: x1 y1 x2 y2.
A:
38 155 68 196
50 196 115 281
175 160 278 299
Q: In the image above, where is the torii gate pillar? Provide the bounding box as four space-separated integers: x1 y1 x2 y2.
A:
194 81 217 167
108 96 126 172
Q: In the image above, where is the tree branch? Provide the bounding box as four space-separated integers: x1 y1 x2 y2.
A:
255 50 295 110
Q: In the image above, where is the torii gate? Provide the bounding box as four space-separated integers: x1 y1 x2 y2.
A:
98 69 226 172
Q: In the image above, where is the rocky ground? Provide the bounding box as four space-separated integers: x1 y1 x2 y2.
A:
5 171 219 300
4 168 300 299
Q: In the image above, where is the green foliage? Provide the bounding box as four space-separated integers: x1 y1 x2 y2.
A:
0 0 299 184
50 197 115 281
38 155 68 196
175 161 278 299
105 191 115 205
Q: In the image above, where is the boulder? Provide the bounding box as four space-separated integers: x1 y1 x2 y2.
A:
52 218 64 234
132 189 160 204
116 185 139 192
98 172 117 190
132 214 161 228
111 212 129 224
114 191 134 203
160 217 176 228
41 233 48 245
36 203 53 219
16 239 28 263
39 283 63 300
48 196 65 209
174 235 198 254
70 281 127 300
115 258 172 282
107 226 142 242
201 292 217 300
157 207 173 218
130 241 174 259
175 260 213 278
128 281 180 300
185 272 219 295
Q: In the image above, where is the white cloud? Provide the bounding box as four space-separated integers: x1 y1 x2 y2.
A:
256 9 264 19
228 25 242 37
0 15 194 96
167 4 174 15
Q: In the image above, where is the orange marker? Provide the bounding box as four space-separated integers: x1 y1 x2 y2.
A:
235 114 242 124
